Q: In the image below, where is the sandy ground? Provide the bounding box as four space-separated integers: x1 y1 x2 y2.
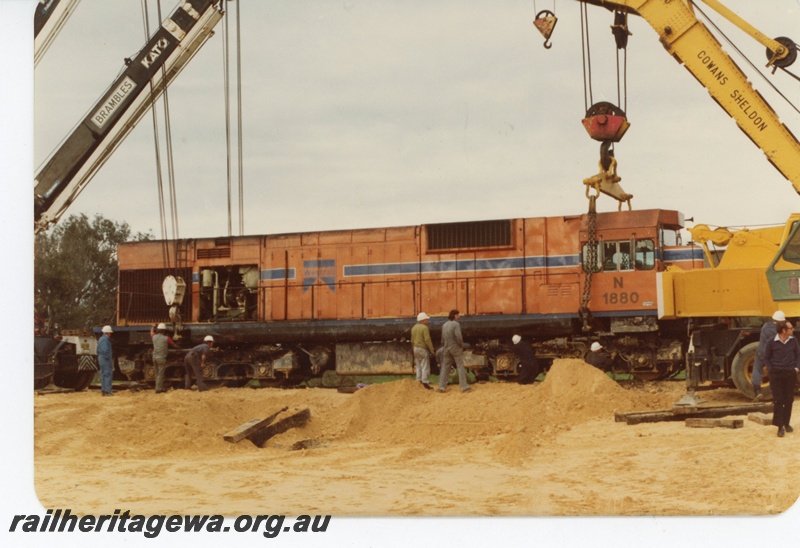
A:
34 359 800 517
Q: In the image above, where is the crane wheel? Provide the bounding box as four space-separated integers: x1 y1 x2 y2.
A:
731 342 772 401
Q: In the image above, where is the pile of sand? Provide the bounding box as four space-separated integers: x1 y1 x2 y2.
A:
35 359 800 517
35 359 683 462
308 359 681 464
34 385 348 459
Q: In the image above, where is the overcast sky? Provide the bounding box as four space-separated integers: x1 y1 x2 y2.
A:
4 1 800 546
30 0 800 240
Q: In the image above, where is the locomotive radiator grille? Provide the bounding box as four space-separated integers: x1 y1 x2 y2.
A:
119 267 192 324
427 220 512 251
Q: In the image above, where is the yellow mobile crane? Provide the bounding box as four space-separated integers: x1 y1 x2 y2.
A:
538 1 800 398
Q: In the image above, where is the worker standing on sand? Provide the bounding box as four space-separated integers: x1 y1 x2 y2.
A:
753 310 785 401
512 334 541 385
437 309 471 393
184 335 214 392
764 321 800 438
585 342 612 371
151 323 180 394
411 312 435 390
98 325 114 397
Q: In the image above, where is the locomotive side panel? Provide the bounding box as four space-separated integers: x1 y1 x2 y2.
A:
419 250 459 318
333 245 360 320
524 216 582 317
313 230 353 320
380 238 421 319
314 226 421 320
467 219 523 317
291 246 316 320
420 219 522 318
348 243 372 319
264 226 424 321
261 243 292 322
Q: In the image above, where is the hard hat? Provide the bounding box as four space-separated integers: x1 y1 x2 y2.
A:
591 342 602 352
101 325 113 334
512 335 521 345
204 335 214 343
417 312 430 322
773 311 786 322
156 323 167 330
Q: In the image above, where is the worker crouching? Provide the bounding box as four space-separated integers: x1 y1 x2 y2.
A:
585 342 613 371
512 334 541 384
184 335 214 392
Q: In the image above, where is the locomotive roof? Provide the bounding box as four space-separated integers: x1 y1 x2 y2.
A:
119 208 685 246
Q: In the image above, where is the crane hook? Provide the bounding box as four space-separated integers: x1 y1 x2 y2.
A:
533 10 558 50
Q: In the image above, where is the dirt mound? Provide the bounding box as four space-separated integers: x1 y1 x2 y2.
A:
329 359 653 460
536 358 635 419
35 362 798 517
34 359 684 462
34 387 347 459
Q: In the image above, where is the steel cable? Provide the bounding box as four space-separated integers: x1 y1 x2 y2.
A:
236 0 245 236
140 0 171 268
223 3 233 237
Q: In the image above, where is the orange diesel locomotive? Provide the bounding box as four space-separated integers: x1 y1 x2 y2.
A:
108 208 702 385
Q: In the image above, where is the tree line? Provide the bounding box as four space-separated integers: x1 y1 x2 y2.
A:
34 214 151 332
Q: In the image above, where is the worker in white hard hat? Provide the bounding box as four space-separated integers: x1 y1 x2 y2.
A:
183 335 215 392
150 322 180 394
98 325 114 396
585 341 612 371
753 310 787 401
511 334 541 385
411 312 435 389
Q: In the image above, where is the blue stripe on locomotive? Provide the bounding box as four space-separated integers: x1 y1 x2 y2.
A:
221 249 692 285
254 255 581 282
258 268 297 281
663 248 704 262
343 254 579 278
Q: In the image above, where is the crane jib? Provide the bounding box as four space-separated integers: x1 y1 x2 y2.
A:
34 0 223 230
85 30 178 136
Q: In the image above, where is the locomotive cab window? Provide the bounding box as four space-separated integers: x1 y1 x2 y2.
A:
634 239 655 270
660 228 680 247
603 241 633 271
584 239 655 272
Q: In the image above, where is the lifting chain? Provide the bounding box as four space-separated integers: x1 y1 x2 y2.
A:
579 194 597 333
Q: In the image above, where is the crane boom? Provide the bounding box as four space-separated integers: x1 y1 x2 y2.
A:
576 0 800 195
34 0 224 234
34 0 82 67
